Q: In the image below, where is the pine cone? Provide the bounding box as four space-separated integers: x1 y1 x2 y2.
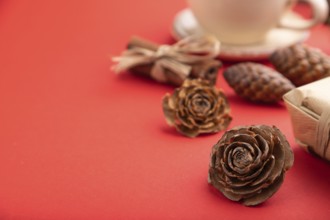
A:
162 79 232 137
208 125 294 206
270 44 330 86
223 62 295 103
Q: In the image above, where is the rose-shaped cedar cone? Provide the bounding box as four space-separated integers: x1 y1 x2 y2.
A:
162 79 232 137
208 125 294 206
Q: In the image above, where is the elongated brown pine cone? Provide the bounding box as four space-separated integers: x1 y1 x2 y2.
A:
223 62 295 103
270 44 330 86
162 79 232 137
208 125 294 206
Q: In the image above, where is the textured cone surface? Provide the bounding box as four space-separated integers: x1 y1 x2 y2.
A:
270 44 330 86
208 125 294 206
162 79 232 137
223 62 295 103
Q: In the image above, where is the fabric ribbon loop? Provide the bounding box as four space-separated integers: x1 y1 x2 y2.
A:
155 45 172 59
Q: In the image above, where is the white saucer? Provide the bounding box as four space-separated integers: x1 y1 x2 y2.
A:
172 9 310 61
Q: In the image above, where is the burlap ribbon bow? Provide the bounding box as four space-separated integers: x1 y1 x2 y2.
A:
111 35 221 83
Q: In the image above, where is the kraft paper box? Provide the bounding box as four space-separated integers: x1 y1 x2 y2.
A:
283 77 330 161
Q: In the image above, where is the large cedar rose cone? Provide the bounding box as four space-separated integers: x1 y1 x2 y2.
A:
162 79 232 137
208 125 294 206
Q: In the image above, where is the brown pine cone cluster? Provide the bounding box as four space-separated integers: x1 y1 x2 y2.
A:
162 79 232 137
223 62 295 103
270 44 330 86
208 125 294 206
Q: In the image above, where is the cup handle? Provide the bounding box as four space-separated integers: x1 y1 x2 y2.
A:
279 0 329 30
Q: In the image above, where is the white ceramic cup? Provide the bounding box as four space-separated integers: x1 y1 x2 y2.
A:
187 0 329 45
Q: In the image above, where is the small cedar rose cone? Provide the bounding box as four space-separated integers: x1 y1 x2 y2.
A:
208 125 294 206
270 44 330 86
162 79 232 137
223 62 295 103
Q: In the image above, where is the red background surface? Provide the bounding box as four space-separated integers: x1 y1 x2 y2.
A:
0 0 330 219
